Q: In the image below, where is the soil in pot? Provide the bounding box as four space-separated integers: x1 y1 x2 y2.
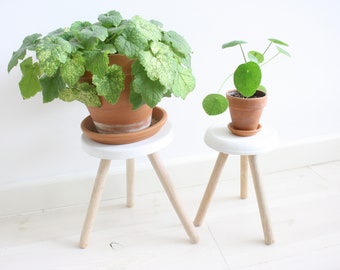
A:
84 54 153 134
226 90 267 136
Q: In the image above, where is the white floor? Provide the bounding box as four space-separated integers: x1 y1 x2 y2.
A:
1 160 340 270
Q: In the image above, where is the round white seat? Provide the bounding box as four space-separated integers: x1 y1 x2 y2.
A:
81 122 173 160
204 122 279 155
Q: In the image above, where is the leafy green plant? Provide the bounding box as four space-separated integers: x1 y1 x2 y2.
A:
202 38 290 115
8 10 195 109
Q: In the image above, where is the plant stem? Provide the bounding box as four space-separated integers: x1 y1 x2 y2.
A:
261 52 280 67
239 44 247 63
217 72 233 93
262 41 272 56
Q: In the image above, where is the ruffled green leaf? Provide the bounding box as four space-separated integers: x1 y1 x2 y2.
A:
60 52 85 86
172 65 195 99
59 83 101 107
139 41 176 89
85 51 109 77
202 94 229 116
8 33 41 72
36 36 72 77
131 61 166 108
39 72 66 103
92 64 124 104
98 10 123 27
18 57 41 99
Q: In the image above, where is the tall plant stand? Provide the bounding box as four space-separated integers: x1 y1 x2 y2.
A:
194 122 278 245
79 122 199 248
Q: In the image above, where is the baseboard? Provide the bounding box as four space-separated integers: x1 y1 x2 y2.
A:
1 134 340 217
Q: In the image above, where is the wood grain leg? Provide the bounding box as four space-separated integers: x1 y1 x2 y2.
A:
193 152 228 226
240 155 249 199
126 158 135 208
79 159 111 249
248 155 274 245
148 153 199 244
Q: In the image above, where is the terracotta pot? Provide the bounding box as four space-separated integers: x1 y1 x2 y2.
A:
84 54 153 134
226 90 267 136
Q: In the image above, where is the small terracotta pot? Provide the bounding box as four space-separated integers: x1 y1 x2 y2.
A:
226 90 267 136
84 54 153 134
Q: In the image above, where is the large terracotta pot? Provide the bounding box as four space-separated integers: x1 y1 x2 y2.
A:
226 90 267 136
84 54 153 134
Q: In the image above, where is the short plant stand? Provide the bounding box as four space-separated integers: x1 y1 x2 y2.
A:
79 122 199 248
194 122 278 245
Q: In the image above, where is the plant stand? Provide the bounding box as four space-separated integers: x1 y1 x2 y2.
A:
193 122 278 245
79 122 199 248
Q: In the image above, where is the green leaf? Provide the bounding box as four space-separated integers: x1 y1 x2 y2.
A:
114 16 162 58
258 85 267 93
18 57 41 99
98 10 123 27
131 61 166 107
8 33 42 72
163 31 192 58
268 38 289 47
85 51 109 77
129 89 144 110
60 52 85 86
59 83 101 107
222 40 247 49
81 24 108 42
248 51 264 63
92 64 124 104
139 41 177 89
233 62 262 97
276 46 291 57
36 36 72 77
39 73 66 103
172 65 195 99
202 94 229 116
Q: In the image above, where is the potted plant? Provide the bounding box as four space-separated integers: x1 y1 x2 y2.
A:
202 38 290 136
8 10 195 134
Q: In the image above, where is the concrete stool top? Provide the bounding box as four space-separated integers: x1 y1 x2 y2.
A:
81 122 173 160
204 122 279 155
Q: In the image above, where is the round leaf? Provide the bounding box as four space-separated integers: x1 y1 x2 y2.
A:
268 38 289 47
248 51 264 63
202 94 229 116
222 40 247 49
233 62 262 97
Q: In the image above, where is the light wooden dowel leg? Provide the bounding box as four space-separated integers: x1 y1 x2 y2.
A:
79 159 111 249
240 155 248 199
248 155 274 245
148 153 199 244
194 152 228 227
126 159 135 208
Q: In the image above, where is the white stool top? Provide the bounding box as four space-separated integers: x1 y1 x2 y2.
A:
81 122 173 160
204 122 279 155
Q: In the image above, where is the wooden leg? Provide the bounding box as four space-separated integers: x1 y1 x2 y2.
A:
240 155 248 199
248 155 274 245
148 153 199 244
193 152 228 227
79 159 111 249
126 159 135 208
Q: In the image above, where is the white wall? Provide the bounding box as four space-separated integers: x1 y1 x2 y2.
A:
1 0 340 187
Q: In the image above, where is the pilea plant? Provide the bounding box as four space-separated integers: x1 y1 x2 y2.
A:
202 38 290 115
8 10 195 109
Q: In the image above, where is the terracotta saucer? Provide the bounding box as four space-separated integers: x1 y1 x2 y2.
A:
227 122 262 137
81 107 167 145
